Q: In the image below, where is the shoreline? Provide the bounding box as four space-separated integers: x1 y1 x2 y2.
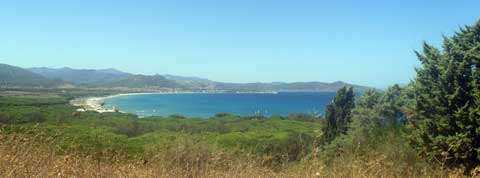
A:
70 92 159 113
70 91 279 114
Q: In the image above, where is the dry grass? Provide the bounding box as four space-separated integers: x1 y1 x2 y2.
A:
0 132 283 178
0 132 477 178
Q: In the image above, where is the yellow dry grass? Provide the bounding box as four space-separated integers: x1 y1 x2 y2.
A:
0 132 476 178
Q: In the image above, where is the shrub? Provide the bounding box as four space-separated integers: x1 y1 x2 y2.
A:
0 113 12 124
410 20 480 169
322 86 355 144
25 112 46 123
287 113 321 122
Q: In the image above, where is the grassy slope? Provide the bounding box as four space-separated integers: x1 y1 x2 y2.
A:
0 96 469 177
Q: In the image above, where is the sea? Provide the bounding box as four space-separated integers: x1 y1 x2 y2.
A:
102 92 336 118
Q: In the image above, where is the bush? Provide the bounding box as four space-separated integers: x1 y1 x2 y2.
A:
287 113 320 122
25 112 46 123
169 114 186 119
0 113 12 124
214 113 234 118
410 20 480 169
114 122 148 137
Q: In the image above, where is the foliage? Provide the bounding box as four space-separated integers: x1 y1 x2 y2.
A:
410 20 480 169
0 96 67 106
0 96 320 164
379 84 405 125
287 113 322 122
349 89 383 146
321 86 355 144
321 88 404 161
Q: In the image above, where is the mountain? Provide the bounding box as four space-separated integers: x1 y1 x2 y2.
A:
101 74 181 89
162 75 369 92
0 64 67 87
29 67 132 84
28 67 181 89
9 64 372 92
163 74 212 83
214 81 369 93
163 74 216 90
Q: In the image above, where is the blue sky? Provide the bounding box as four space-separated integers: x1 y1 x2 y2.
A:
0 0 479 88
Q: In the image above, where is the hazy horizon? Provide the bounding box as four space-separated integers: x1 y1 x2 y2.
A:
1 1 479 88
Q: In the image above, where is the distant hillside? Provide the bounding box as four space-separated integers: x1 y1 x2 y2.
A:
101 74 182 89
29 67 131 84
0 64 66 88
214 81 369 93
4 63 371 92
163 75 370 92
163 74 216 90
163 74 212 83
28 67 183 89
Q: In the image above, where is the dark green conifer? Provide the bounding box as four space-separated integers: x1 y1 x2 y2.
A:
322 86 355 144
380 84 404 125
323 104 336 143
411 20 480 168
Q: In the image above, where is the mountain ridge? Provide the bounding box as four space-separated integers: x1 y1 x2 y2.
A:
0 64 372 92
29 67 131 84
0 64 68 88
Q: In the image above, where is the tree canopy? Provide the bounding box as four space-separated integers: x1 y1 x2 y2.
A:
322 86 355 143
410 20 480 168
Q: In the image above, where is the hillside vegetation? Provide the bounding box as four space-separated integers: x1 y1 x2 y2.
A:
0 64 66 88
29 67 131 85
0 96 460 178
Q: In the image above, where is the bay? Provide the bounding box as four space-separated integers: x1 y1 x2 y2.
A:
102 92 336 118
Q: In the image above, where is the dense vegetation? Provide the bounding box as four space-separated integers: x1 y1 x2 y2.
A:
0 96 321 163
321 86 355 143
0 95 446 177
1 20 480 177
318 20 480 175
410 23 480 169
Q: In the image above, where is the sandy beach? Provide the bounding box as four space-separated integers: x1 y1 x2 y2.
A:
70 93 159 113
69 92 207 113
70 91 279 113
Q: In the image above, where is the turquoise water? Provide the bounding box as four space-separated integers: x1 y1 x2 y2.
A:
102 92 336 118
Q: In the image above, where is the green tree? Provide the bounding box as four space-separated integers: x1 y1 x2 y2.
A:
410 20 480 169
323 104 336 143
379 84 404 125
349 89 382 145
357 89 380 109
322 86 355 144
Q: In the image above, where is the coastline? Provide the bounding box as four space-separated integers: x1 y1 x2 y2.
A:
70 91 279 114
70 92 159 113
